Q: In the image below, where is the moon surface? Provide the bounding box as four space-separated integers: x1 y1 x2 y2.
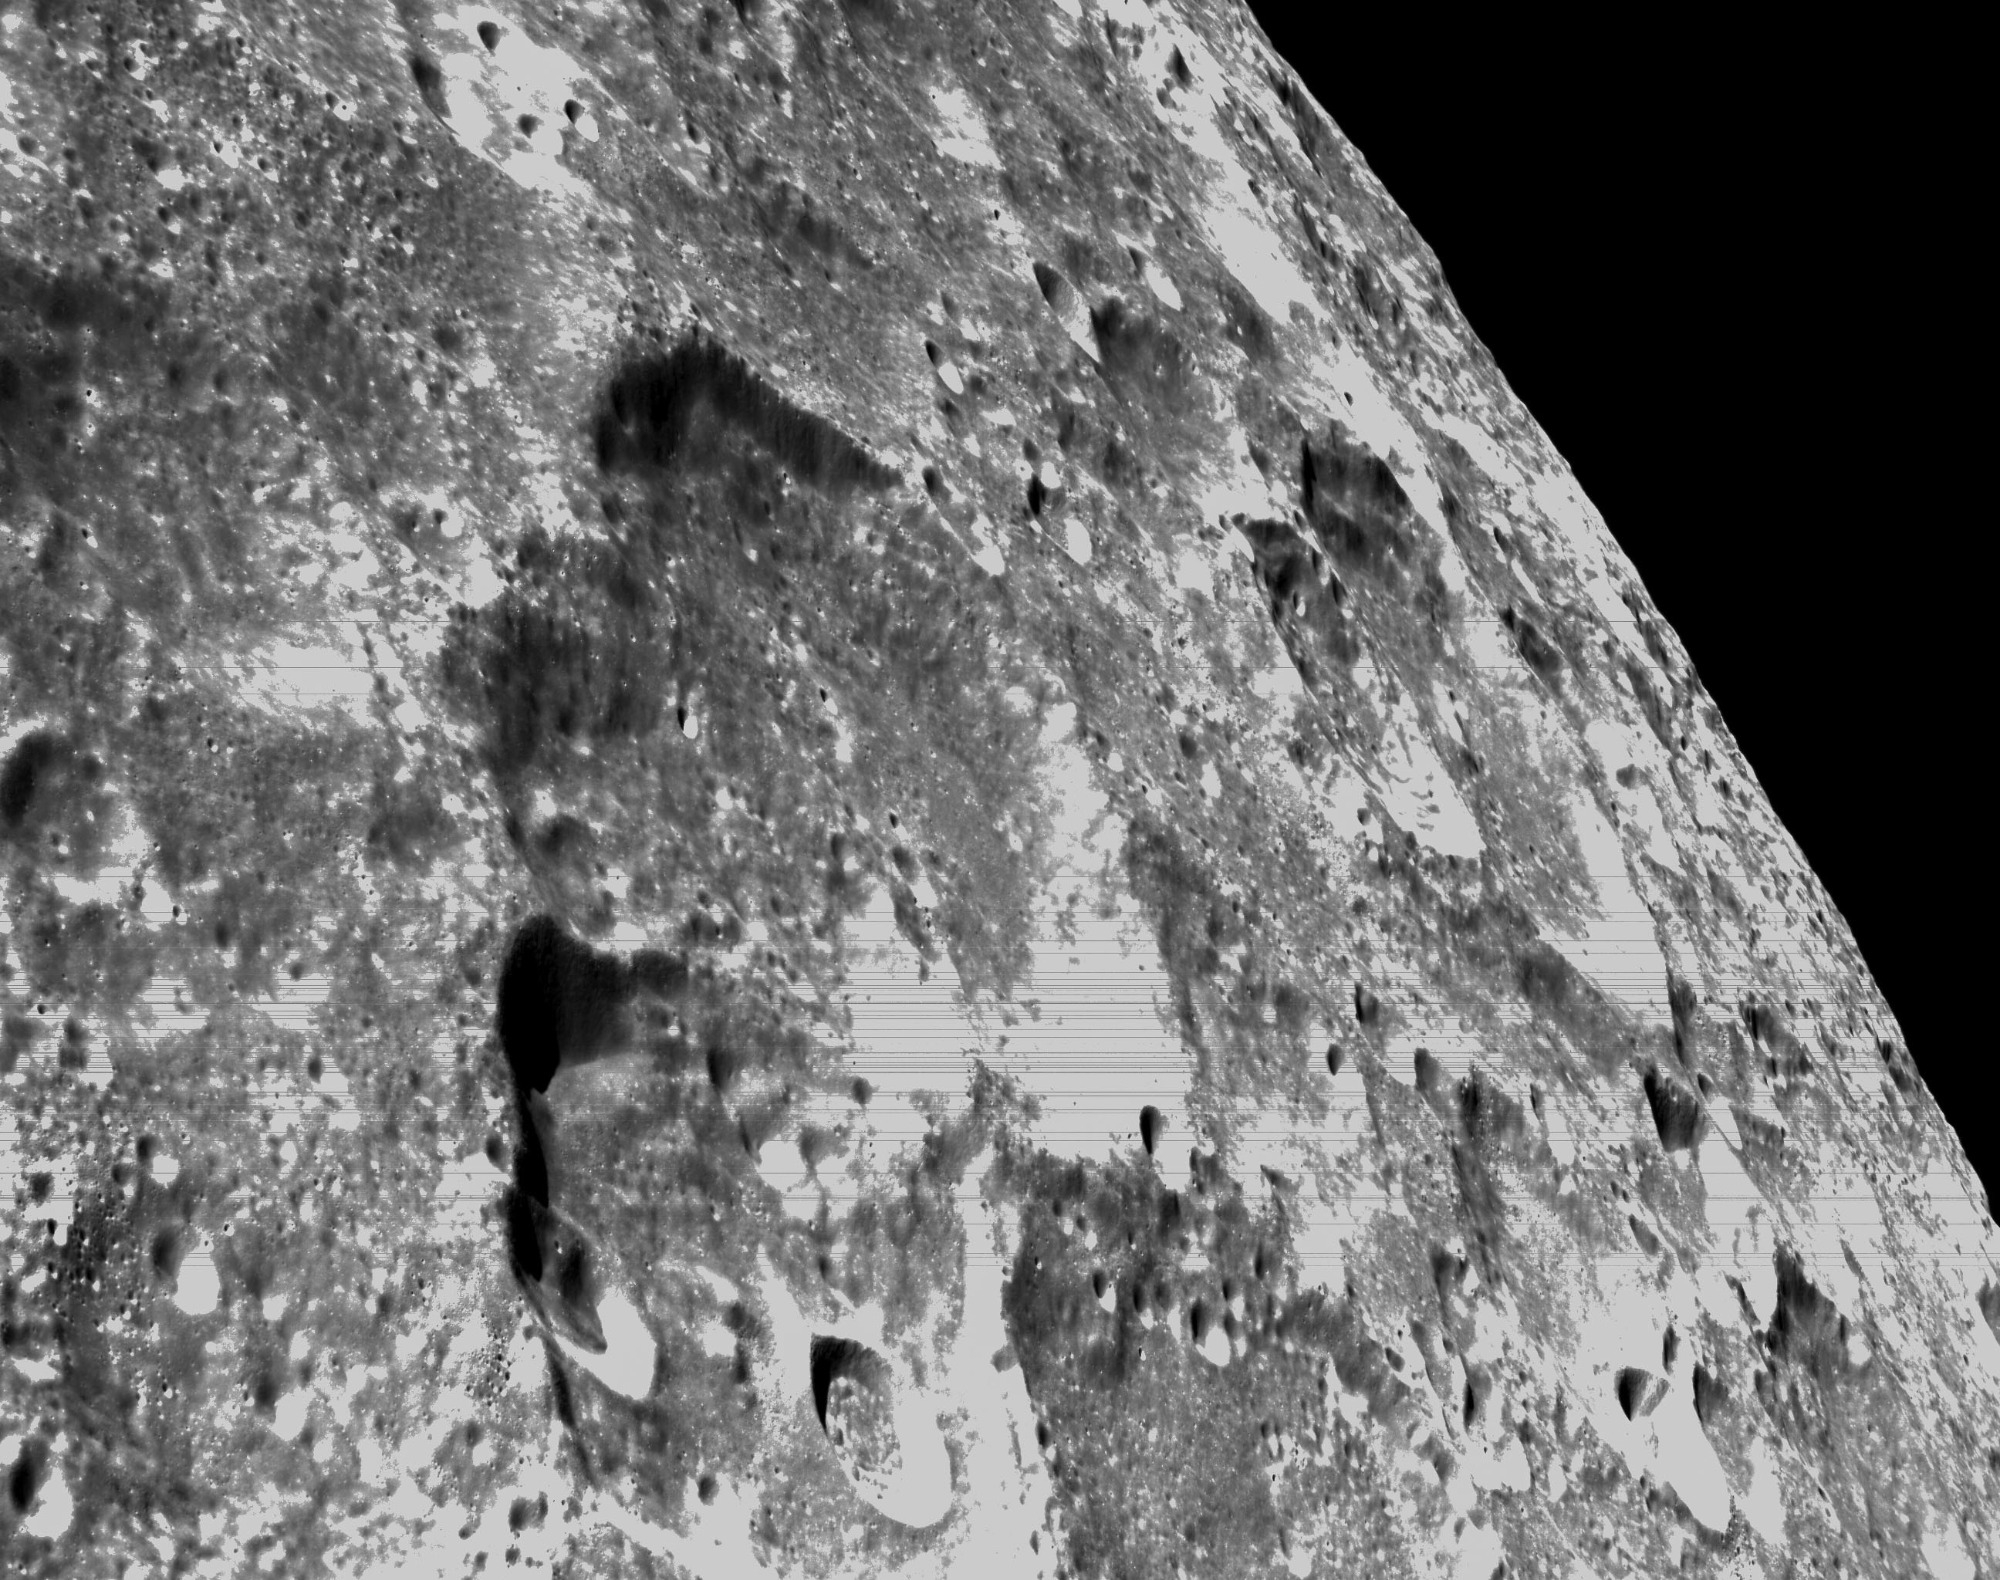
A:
1 1 1995 1577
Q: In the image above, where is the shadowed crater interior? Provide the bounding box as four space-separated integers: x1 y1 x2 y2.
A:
496 915 634 1298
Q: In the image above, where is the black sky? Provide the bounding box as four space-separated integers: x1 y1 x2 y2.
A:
1245 13 1987 1201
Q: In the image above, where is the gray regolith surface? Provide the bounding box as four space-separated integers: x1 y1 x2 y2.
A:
2 1 1997 1577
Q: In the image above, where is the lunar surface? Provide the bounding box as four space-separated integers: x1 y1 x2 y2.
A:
2 1 1996 1577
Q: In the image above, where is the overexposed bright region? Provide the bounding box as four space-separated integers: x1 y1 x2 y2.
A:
1922 1512 1978 1580
0 1105 22 1228
1229 1111 1349 1294
949 1167 1056 1575
1696 1124 1780 1324
1557 1262 1732 1530
546 1288 655 1401
1741 1439 1786 1544
1650 1379 1731 1531
1583 716 1680 866
264 969 336 1034
1116 20 1314 322
1350 658 1483 860
1061 517 1093 565
232 637 376 723
1451 1520 1505 1580
19 1460 73 1541
750 1120 826 1222
173 1236 221 1316
836 885 982 1116
433 6 592 196
1542 788 1669 1025
929 83 1000 168
1379 1018 1484 1091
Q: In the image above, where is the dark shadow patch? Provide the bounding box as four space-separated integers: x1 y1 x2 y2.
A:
1879 1037 1917 1096
1217 277 1275 361
1977 1279 2000 1348
1451 1140 1507 1276
409 51 452 119
505 1190 611 1355
1734 1102 1787 1162
1089 295 1196 409
629 947 691 999
1668 972 1699 1068
1 1007 38 1076
1302 423 1416 587
1457 1069 1525 1152
1511 944 1631 1077
1412 1047 1444 1097
1265 66 1337 179
496 915 633 1098
1515 943 1575 1014
8 1436 45 1515
495 915 633 1316
1743 996 1813 1081
1121 811 1225 1040
450 577 671 777
1139 1105 1163 1156
595 334 898 491
0 730 63 830
1235 516 1358 683
1034 259 1082 322
809 1334 886 1428
1643 1065 1706 1152
1767 1246 1843 1379
1627 659 1678 753
1501 605 1564 687
1692 1361 1727 1427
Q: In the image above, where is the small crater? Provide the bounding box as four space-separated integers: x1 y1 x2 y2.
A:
0 730 65 831
1616 1366 1650 1420
1642 1065 1706 1152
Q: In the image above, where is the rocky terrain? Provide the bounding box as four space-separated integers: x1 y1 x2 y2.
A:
2 0 1997 1576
